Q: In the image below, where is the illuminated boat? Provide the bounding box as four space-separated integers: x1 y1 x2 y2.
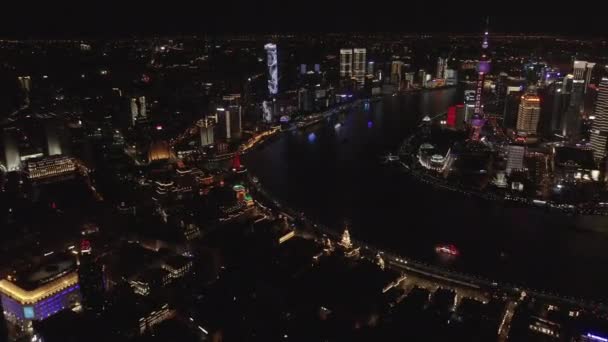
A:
435 244 459 256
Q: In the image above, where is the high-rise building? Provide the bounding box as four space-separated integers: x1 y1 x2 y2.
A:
45 119 62 156
445 69 458 86
300 64 307 75
585 62 596 93
2 127 21 171
563 79 584 139
436 57 446 79
138 96 147 118
353 48 367 85
590 78 608 159
573 60 587 80
17 76 31 92
516 93 541 134
506 145 525 175
340 49 353 78
130 97 139 125
223 95 242 140
17 76 32 104
199 119 215 146
391 61 404 85
78 240 105 315
265 43 278 95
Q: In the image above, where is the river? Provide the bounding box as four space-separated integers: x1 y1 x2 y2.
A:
244 89 608 302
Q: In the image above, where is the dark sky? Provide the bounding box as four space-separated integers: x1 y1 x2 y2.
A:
1 2 606 38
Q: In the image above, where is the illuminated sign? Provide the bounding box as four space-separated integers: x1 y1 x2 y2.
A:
24 306 34 319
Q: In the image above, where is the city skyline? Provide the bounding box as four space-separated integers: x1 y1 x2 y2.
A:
3 11 608 341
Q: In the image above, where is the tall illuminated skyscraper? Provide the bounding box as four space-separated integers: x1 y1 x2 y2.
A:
436 57 446 79
2 127 20 171
45 119 62 156
224 95 242 140
199 119 215 146
353 48 367 85
138 96 147 118
130 97 139 125
340 49 353 78
590 78 608 159
265 43 278 95
471 18 491 141
516 92 541 134
573 60 587 80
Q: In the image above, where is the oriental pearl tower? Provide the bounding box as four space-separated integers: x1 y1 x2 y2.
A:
470 17 491 141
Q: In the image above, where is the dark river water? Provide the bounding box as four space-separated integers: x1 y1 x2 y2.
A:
244 89 608 302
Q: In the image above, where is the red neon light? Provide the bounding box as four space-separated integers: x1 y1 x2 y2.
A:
447 106 456 127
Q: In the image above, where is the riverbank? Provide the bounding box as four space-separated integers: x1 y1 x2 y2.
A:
397 129 608 222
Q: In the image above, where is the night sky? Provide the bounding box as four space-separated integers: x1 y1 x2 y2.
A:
1 2 606 37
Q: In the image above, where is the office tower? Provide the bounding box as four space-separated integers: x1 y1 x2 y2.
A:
298 88 312 112
18 76 32 105
130 97 139 125
573 60 587 80
445 69 458 86
340 49 353 78
417 69 426 86
550 86 570 134
138 96 147 118
2 127 20 171
506 145 525 175
17 75 31 92
471 18 491 141
590 78 608 159
265 43 278 95
300 64 307 75
353 48 366 85
436 57 446 79
585 63 596 93
314 64 320 73
391 61 404 85
563 79 584 139
516 93 541 134
78 240 105 314
199 119 214 146
45 119 62 156
223 95 242 140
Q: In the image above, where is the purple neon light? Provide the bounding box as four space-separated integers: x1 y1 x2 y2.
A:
587 333 608 342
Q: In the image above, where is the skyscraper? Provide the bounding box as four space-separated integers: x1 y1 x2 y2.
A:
45 119 62 156
78 240 105 315
265 43 278 96
506 145 525 175
199 119 215 147
2 127 20 171
516 93 541 134
138 96 147 118
340 49 353 78
391 61 404 85
353 48 367 85
585 62 596 93
573 60 587 80
436 57 446 79
590 78 608 159
130 97 139 125
17 76 31 104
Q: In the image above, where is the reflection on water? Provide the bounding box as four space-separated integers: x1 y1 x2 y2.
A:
245 90 608 301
